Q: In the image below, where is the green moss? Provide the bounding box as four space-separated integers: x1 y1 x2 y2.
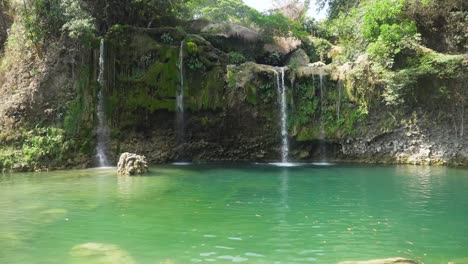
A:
296 126 321 141
64 65 93 137
227 68 236 90
245 83 257 105
111 45 180 114
228 52 246 65
186 41 199 55
290 76 368 141
407 51 465 78
186 66 225 110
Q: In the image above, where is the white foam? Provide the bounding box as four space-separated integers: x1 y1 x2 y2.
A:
172 162 192 166
268 162 304 167
312 162 334 166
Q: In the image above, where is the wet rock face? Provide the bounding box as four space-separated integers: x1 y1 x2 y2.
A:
338 257 417 264
117 153 148 176
338 109 468 166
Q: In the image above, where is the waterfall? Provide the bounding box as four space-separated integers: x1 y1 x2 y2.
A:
176 40 185 145
318 69 327 161
96 39 111 167
319 69 324 111
275 67 289 163
337 80 343 121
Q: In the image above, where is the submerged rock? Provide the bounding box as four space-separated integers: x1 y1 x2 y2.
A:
70 242 135 264
117 152 148 176
338 257 417 264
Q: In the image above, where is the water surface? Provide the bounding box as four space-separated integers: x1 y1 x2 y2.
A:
1 164 468 263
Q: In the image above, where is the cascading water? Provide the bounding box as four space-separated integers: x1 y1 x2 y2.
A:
275 67 289 163
176 40 185 145
96 39 110 167
337 80 343 120
318 68 327 161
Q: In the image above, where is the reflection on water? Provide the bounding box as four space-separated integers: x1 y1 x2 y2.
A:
0 164 468 263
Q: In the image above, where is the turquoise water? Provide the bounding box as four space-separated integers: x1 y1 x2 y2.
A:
1 164 468 263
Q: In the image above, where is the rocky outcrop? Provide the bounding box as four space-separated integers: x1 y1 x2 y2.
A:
338 258 417 264
117 153 148 176
286 49 310 67
201 22 260 42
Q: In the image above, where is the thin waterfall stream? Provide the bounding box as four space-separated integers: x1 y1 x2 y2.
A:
318 68 327 161
337 80 343 120
275 67 289 163
176 40 185 147
96 39 110 167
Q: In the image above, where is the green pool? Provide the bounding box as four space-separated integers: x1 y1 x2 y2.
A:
1 164 468 263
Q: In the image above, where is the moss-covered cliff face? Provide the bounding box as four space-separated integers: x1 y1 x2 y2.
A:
101 27 283 163
97 23 467 166
0 15 466 170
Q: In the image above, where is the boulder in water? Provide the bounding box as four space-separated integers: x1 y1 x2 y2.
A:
338 257 417 264
117 152 148 176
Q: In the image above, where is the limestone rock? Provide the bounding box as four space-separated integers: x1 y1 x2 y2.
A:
264 36 302 54
338 257 417 264
287 49 310 67
201 22 260 42
117 152 148 176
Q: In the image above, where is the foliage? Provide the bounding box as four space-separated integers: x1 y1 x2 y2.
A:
22 127 67 165
263 51 283 66
250 11 307 42
186 41 199 54
82 0 187 27
228 51 246 65
362 0 419 67
292 77 368 140
382 50 466 105
161 33 174 45
313 37 333 62
60 0 95 44
187 56 206 71
326 7 363 61
227 67 236 90
325 0 420 66
19 0 96 53
258 81 275 103
316 0 359 19
293 81 319 127
186 0 307 42
21 0 64 42
0 127 69 171
63 65 93 138
0 21 29 71
404 0 467 52
186 0 254 24
302 17 329 38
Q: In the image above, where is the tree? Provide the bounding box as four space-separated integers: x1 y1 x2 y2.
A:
316 0 359 19
186 0 255 24
0 0 12 53
273 0 311 22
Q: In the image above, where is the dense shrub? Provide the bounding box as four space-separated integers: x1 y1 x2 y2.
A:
228 52 246 65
